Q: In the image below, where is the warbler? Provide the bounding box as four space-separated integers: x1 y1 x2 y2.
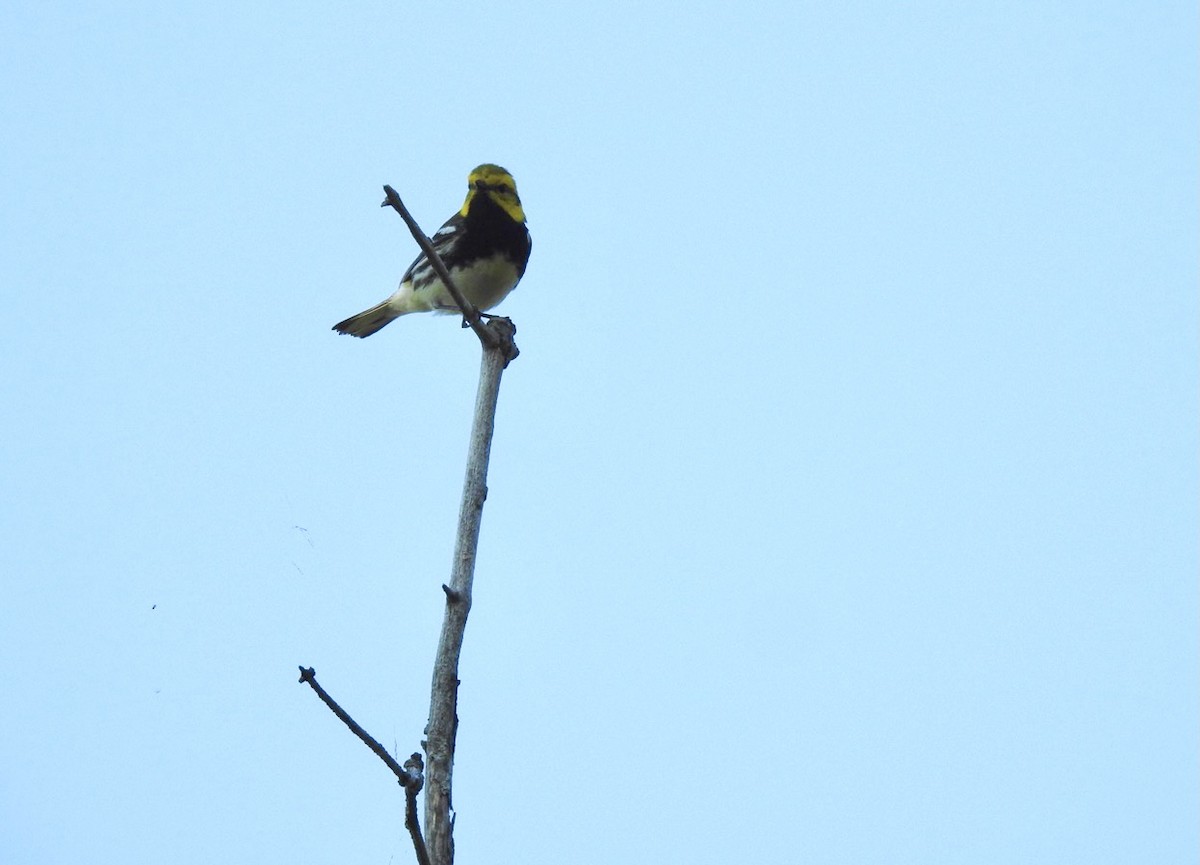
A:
333 164 532 338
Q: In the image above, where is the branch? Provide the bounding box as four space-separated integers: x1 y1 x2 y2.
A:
422 320 515 865
402 753 431 865
380 184 515 356
298 666 432 865
304 180 520 865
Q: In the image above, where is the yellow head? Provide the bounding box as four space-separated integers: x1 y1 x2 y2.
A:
461 163 526 223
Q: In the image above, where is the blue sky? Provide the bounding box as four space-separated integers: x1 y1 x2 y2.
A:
2 1 1196 863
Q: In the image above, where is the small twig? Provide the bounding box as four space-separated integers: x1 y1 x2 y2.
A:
298 667 432 865
298 666 411 783
403 754 432 865
380 184 497 349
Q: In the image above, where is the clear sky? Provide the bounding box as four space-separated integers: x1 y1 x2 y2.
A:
2 1 1196 863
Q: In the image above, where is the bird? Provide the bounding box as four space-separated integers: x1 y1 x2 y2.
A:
333 164 532 338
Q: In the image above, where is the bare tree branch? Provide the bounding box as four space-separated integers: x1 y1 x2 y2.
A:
302 181 520 865
377 185 519 863
378 185 490 347
298 667 432 865
422 321 514 865
402 753 431 865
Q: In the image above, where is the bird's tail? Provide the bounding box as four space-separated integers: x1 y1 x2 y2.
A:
332 301 402 338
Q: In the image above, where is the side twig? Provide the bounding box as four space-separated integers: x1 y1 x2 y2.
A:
379 184 501 350
298 666 432 865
